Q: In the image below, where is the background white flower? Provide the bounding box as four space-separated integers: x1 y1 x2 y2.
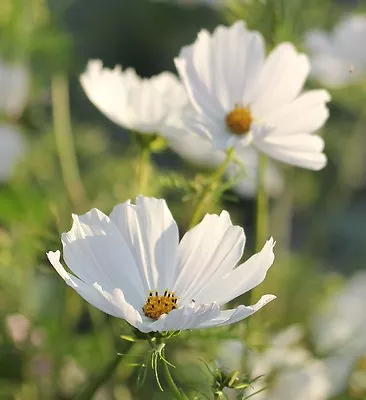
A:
0 59 29 118
47 196 276 333
245 326 331 400
80 60 187 135
311 272 366 396
175 21 330 170
0 124 26 182
168 126 284 198
304 15 366 87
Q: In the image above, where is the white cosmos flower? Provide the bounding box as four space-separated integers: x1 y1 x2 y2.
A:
47 196 276 333
304 15 366 87
80 60 186 135
0 59 29 118
175 21 330 170
0 124 26 182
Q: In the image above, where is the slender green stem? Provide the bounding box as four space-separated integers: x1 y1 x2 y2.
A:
255 153 269 252
189 147 235 228
51 73 86 210
162 360 182 400
73 342 134 400
136 145 151 194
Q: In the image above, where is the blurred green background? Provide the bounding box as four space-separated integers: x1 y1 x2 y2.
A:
1 0 366 399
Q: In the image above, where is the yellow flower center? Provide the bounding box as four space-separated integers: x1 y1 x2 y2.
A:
142 290 178 320
225 106 252 135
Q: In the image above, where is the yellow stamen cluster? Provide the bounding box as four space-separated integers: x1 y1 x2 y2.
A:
142 290 178 320
225 106 252 135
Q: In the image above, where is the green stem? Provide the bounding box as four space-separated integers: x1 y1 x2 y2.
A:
189 147 235 228
255 153 269 252
162 360 182 400
73 342 134 400
137 145 151 194
51 73 86 210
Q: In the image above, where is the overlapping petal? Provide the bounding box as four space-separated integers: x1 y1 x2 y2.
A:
172 211 245 304
109 196 179 293
61 208 144 307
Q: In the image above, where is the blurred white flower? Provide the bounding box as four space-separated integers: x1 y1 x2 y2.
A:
168 126 284 198
80 60 186 135
6 313 30 344
47 196 276 333
0 59 29 118
265 360 331 400
304 15 366 87
0 124 26 182
59 357 86 396
175 21 330 170
217 339 245 371
311 272 366 396
246 326 331 400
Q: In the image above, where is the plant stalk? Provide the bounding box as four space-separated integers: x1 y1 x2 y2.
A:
51 73 86 210
255 153 269 252
162 360 182 400
189 147 235 228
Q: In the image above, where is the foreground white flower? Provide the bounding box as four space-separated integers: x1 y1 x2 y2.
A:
0 124 26 182
80 60 186 135
175 21 330 170
47 196 276 333
304 15 366 87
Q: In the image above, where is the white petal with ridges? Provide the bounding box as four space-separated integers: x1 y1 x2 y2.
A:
110 196 179 294
61 208 144 307
251 44 310 117
173 211 245 304
199 295 276 328
265 90 330 136
197 238 275 304
47 251 129 319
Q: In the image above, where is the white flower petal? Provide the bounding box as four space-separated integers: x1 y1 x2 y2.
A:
197 238 275 304
173 211 245 304
47 251 126 318
145 302 221 332
254 130 327 170
168 127 225 168
175 21 265 127
199 294 276 328
61 208 144 308
109 196 179 294
265 90 330 136
251 43 310 117
94 287 143 330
